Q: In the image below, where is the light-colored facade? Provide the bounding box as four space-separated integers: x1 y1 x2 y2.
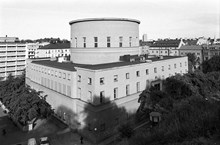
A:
26 18 189 143
148 39 185 56
0 41 26 80
27 42 50 58
36 43 70 58
69 18 140 64
179 45 203 63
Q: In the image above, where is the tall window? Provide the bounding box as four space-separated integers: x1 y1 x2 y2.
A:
78 75 81 82
129 37 132 47
154 67 157 73
146 69 149 75
83 37 86 48
100 77 104 85
136 71 140 77
100 91 104 103
114 75 118 82
180 63 182 67
94 37 98 47
136 82 140 92
75 37 77 47
88 77 92 85
88 91 92 102
162 66 164 71
114 87 118 99
126 73 129 79
168 65 171 70
107 37 111 47
174 63 176 68
126 85 130 96
119 36 123 47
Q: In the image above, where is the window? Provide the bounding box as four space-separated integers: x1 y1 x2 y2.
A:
100 124 105 131
75 37 77 47
83 37 86 48
107 37 111 47
55 71 57 77
136 71 140 77
114 87 118 99
185 61 187 66
126 73 129 79
129 37 132 47
59 72 62 78
94 37 98 47
67 74 71 80
114 75 118 82
51 70 54 76
88 77 92 85
63 73 66 79
126 85 130 95
78 75 81 82
100 77 104 85
162 66 164 71
100 91 104 103
63 84 66 95
88 91 92 102
136 82 140 92
168 65 171 70
180 63 182 67
146 69 149 75
174 63 176 68
154 67 157 73
58 83 61 92
119 36 123 47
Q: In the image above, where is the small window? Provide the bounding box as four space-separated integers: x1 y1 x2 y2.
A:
100 77 104 85
162 66 164 71
114 75 118 82
63 73 66 79
107 37 111 47
119 36 123 47
59 72 62 78
126 85 130 95
94 37 98 47
88 77 92 85
51 70 54 76
75 37 77 47
129 37 132 47
100 91 104 103
146 69 149 75
174 64 176 68
180 63 182 67
136 71 140 77
67 74 71 80
154 67 157 73
83 37 86 48
126 73 129 79
55 71 57 77
114 87 118 99
78 75 81 82
185 62 187 66
168 65 171 70
136 82 140 92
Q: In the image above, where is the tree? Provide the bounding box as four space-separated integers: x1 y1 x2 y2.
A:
187 53 197 72
118 123 134 139
202 56 220 73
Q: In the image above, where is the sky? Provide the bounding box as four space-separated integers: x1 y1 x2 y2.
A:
0 0 219 40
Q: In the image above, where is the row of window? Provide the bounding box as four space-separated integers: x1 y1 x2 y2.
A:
30 65 71 81
41 77 71 97
74 36 134 48
78 63 186 85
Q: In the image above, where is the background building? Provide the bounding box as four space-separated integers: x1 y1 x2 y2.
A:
0 36 26 80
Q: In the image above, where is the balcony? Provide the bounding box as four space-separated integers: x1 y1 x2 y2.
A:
6 57 16 61
6 62 16 66
0 63 6 67
0 53 6 57
16 57 25 61
17 47 26 51
6 67 16 72
7 47 17 51
0 57 6 61
7 52 17 56
17 52 25 55
16 66 25 70
0 68 6 73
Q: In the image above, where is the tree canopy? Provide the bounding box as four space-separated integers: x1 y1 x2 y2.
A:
0 73 53 125
202 55 220 73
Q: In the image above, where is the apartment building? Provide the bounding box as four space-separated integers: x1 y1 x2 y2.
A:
0 37 26 80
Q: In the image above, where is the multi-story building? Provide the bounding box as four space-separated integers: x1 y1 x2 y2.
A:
26 18 188 143
203 45 220 61
148 39 185 56
27 42 50 58
179 45 203 63
0 37 26 80
36 43 70 58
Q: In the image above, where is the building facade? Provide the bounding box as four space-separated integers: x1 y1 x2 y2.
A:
0 38 26 80
179 45 203 63
36 43 70 58
26 18 188 143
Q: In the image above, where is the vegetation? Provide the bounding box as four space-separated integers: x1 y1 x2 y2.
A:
0 73 53 126
202 55 220 73
134 70 220 145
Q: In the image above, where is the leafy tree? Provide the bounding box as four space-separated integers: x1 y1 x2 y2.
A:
202 55 220 73
118 123 134 139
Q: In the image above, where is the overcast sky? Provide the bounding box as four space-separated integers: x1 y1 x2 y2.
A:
0 0 219 40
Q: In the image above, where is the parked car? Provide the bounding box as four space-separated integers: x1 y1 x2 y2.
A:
27 138 37 145
39 137 50 145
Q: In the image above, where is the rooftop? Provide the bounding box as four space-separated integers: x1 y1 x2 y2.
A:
179 45 202 50
150 39 181 48
38 43 70 50
69 18 140 25
32 56 184 71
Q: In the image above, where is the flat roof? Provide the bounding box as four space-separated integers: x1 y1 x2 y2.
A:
69 18 140 25
38 43 70 50
31 56 184 71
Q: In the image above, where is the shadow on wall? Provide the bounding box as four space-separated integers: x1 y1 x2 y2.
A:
54 96 136 144
56 105 80 130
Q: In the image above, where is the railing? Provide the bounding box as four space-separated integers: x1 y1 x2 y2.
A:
7 52 17 56
6 62 16 66
0 63 6 67
6 67 16 71
16 61 25 65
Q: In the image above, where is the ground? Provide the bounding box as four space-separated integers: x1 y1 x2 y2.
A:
0 107 91 145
